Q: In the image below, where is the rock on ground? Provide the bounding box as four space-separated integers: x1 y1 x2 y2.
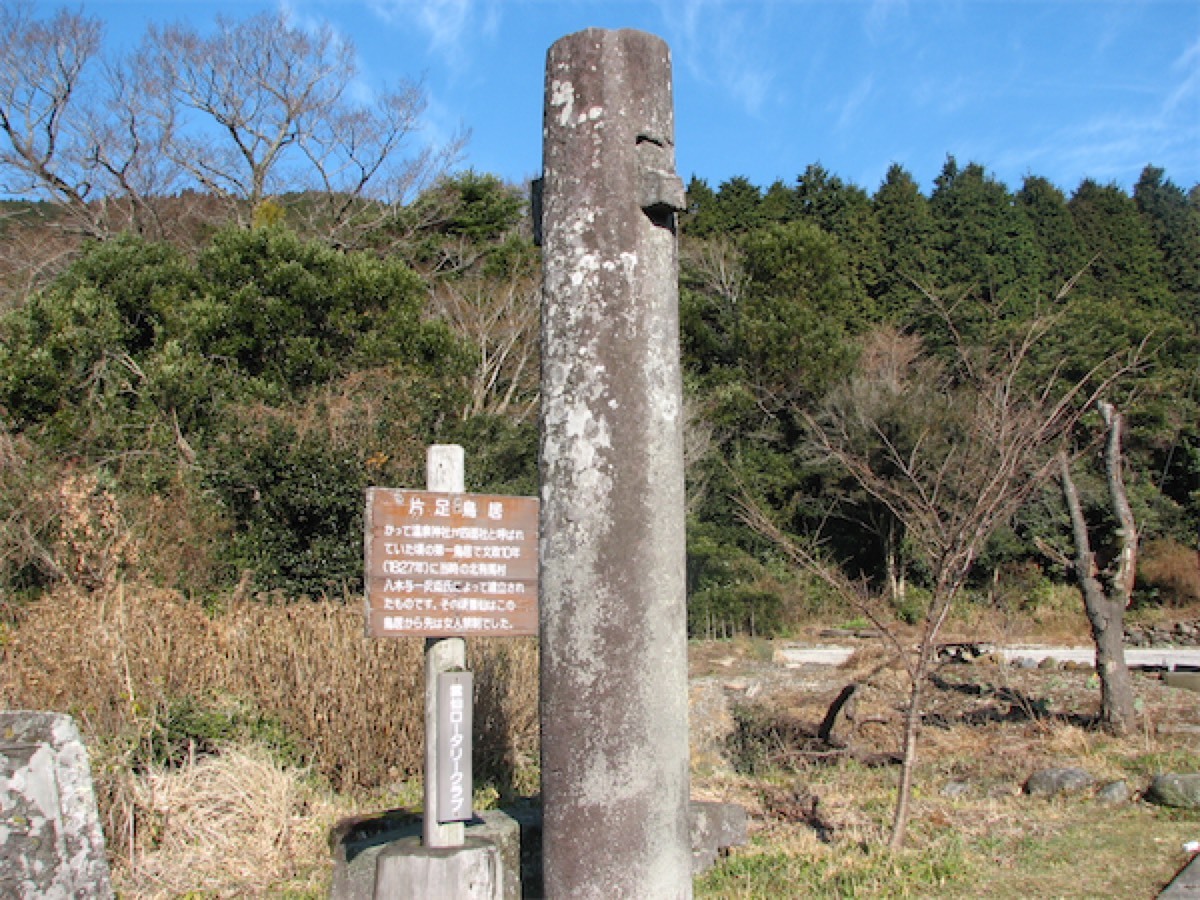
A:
1145 774 1200 810
1024 767 1096 797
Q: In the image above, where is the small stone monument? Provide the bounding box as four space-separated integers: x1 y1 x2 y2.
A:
539 27 692 899
0 711 113 898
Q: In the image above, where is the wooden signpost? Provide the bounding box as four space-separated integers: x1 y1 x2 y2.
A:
364 488 538 638
365 445 537 850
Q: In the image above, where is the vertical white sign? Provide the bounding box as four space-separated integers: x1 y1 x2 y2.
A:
436 671 473 823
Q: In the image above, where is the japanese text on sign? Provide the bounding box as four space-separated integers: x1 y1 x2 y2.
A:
364 488 538 638
436 671 473 823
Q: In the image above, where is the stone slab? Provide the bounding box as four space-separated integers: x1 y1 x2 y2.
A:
779 643 1200 671
329 808 525 900
0 711 112 899
374 836 501 900
689 801 748 874
1159 852 1200 898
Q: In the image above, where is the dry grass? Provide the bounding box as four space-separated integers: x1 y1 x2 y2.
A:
0 581 540 889
4 583 1197 896
694 643 1200 898
1139 539 1200 607
112 744 338 898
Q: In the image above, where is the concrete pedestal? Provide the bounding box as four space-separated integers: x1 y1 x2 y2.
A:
1159 851 1200 898
330 808 526 900
374 835 501 899
330 800 743 897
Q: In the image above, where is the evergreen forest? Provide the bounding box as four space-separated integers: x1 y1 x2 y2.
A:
0 5 1196 639
2 158 1197 639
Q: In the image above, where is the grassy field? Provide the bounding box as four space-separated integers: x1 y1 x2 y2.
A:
2 584 1198 896
692 632 1200 899
694 755 1200 898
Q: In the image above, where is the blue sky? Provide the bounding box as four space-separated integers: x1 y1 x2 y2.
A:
83 0 1200 195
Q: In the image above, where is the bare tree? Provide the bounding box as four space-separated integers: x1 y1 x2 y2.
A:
1058 401 1139 734
297 82 466 249
80 48 183 237
430 268 540 422
744 311 1137 849
0 1 187 242
0 4 457 246
0 1 102 228
147 13 350 219
147 12 456 234
682 234 749 311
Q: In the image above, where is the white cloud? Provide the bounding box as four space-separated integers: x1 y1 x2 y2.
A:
835 75 875 132
1164 34 1200 114
367 0 498 70
1004 89 1200 190
655 0 778 117
1060 36 1200 184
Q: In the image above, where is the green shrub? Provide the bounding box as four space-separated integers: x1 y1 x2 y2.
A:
894 585 931 625
188 226 461 391
991 560 1058 612
144 694 302 770
205 419 370 597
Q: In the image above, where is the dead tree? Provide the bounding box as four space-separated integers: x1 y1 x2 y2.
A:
0 2 103 229
1057 401 1138 734
0 5 455 246
743 311 1139 850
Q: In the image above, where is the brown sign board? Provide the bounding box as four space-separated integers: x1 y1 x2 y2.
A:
364 488 539 637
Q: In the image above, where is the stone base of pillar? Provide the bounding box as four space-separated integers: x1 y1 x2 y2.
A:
330 808 528 900
374 835 501 899
329 799 744 897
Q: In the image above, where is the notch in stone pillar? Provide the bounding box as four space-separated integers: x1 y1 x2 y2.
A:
636 134 686 228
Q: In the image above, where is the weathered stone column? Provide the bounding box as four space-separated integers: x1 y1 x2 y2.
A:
538 28 691 899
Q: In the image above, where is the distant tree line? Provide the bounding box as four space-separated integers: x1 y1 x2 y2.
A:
679 161 1198 636
0 5 1195 638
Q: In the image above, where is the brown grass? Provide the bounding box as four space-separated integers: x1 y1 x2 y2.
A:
1140 539 1200 606
0 581 540 882
112 744 338 897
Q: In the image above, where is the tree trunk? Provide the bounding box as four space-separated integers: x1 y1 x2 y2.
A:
1099 402 1138 605
889 670 924 850
1089 587 1137 734
884 518 907 606
1057 402 1138 735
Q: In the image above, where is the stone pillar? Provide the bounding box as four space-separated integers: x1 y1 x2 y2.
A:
538 28 691 899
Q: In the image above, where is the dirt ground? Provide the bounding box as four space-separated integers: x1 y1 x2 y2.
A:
688 627 1200 803
687 629 1200 896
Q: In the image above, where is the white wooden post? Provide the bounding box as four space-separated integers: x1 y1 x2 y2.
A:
424 444 466 848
